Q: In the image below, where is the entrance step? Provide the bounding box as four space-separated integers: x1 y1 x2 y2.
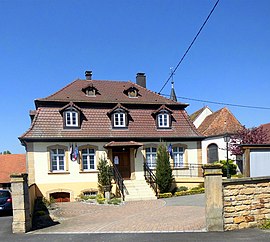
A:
123 179 157 201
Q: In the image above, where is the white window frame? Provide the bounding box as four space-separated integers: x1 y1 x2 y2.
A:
65 111 79 127
173 147 184 168
146 147 157 168
81 148 96 170
113 112 126 127
158 113 169 128
50 148 65 171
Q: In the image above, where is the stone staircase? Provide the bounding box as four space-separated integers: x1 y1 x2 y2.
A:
123 179 157 201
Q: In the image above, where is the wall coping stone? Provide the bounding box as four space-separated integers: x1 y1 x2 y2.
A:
223 176 270 185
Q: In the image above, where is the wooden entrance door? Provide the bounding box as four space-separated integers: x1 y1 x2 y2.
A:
113 150 130 179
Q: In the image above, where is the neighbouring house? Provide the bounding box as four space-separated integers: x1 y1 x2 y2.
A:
0 154 26 190
19 71 203 202
190 106 242 166
241 122 270 177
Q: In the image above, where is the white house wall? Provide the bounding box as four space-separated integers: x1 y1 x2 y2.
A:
202 137 234 164
193 107 213 128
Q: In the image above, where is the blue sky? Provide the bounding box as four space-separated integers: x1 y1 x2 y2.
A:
1 0 270 154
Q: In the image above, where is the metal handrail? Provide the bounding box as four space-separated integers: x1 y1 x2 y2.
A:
112 163 125 201
143 162 158 196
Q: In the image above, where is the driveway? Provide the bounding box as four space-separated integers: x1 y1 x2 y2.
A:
33 194 206 233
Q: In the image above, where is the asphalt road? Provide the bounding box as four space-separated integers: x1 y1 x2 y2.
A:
1 214 270 241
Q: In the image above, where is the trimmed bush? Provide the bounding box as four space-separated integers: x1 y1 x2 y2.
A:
158 192 173 198
107 198 122 205
175 188 205 196
177 186 188 192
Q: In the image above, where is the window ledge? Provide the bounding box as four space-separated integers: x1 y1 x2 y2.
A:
79 170 98 174
173 167 189 170
48 171 70 175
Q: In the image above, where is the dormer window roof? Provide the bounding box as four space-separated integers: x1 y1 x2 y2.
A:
107 103 129 128
152 105 173 129
123 86 140 98
82 84 100 97
59 102 82 129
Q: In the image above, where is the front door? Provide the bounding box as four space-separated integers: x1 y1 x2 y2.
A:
113 150 130 179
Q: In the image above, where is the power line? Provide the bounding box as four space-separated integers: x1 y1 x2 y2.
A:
158 0 220 94
160 93 270 110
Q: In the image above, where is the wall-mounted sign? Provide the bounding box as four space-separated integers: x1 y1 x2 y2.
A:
114 156 119 165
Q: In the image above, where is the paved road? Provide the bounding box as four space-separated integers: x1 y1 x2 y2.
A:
163 194 205 207
1 206 270 241
33 195 205 233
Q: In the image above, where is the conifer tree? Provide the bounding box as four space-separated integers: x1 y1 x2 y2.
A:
156 144 173 193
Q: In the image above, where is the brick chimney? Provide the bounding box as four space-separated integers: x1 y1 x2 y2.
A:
136 73 146 88
85 71 92 80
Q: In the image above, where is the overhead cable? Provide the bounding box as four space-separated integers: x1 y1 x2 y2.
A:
158 0 220 94
160 93 270 110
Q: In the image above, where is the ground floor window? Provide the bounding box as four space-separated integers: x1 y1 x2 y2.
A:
50 148 65 171
146 147 157 168
82 148 96 170
173 147 184 168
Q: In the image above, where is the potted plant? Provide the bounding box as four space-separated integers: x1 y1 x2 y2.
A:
97 156 113 199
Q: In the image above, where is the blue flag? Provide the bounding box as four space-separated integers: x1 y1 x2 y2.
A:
168 144 173 159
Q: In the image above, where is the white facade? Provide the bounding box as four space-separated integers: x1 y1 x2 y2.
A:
193 107 213 128
201 136 235 164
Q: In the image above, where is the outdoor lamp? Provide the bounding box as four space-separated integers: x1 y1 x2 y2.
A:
223 133 231 179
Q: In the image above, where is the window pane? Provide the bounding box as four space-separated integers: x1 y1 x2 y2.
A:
82 148 95 170
50 148 65 171
82 156 88 169
66 113 71 125
173 147 184 168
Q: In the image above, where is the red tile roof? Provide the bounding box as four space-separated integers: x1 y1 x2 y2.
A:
36 80 185 106
0 154 26 183
20 79 201 141
21 106 201 140
198 107 242 136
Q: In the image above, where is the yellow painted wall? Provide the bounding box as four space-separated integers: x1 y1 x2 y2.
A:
29 140 201 200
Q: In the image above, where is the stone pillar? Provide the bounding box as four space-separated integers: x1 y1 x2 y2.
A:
203 164 224 231
10 173 32 233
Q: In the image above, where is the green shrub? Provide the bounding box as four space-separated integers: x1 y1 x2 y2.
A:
158 192 172 198
175 188 205 196
97 157 113 188
107 198 122 205
259 219 270 230
215 160 237 177
96 197 106 204
177 186 188 192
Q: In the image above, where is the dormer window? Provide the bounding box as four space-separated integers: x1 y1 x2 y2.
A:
60 102 82 129
107 103 129 129
65 110 78 127
114 112 126 127
82 84 99 97
152 105 173 129
86 89 96 96
124 86 140 98
158 112 169 128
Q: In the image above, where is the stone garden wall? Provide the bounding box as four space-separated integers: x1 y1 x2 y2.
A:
223 177 270 231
